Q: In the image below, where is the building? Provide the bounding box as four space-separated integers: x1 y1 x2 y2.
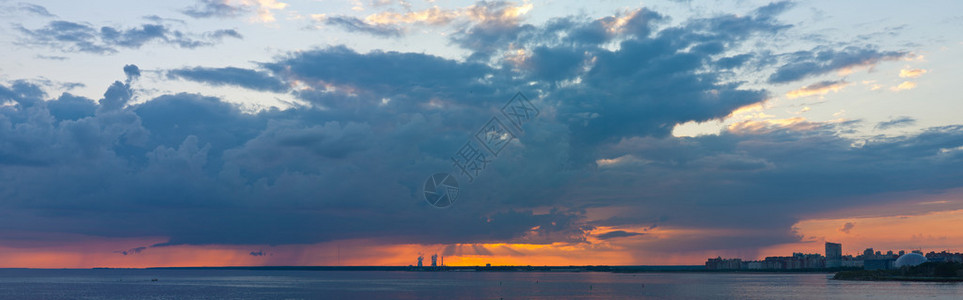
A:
417 255 423 267
826 242 842 268
924 251 963 263
431 254 438 267
864 258 895 270
895 253 927 268
706 257 742 270
841 255 863 268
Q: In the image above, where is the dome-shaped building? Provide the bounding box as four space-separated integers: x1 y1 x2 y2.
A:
894 253 927 268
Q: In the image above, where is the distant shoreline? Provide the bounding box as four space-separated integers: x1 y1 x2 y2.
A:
832 262 963 282
1 265 845 274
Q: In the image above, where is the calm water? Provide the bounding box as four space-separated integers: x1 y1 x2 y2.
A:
0 269 961 299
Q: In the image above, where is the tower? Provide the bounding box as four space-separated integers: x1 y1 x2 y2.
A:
825 242 842 268
417 255 423 267
431 254 438 267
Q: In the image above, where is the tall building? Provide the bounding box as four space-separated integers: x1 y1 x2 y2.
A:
431 254 438 267
417 255 423 267
825 242 842 268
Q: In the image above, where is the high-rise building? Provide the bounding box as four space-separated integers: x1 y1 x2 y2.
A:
431 254 438 267
863 248 874 258
825 242 842 268
417 255 423 267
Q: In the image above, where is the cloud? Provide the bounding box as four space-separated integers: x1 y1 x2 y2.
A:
875 116 916 130
16 3 55 17
785 80 849 99
899 68 927 78
182 0 241 18
451 1 540 61
261 45 499 110
35 55 68 60
364 6 459 26
768 47 907 83
143 15 187 25
114 246 148 255
838 222 855 234
595 155 649 169
319 1 533 39
47 93 97 121
322 16 404 37
16 21 242 54
596 230 644 240
1 2 948 259
890 81 917 91
166 67 288 92
182 0 287 23
99 65 141 112
124 65 141 84
726 117 827 135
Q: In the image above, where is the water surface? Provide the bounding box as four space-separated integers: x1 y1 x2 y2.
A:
0 269 961 299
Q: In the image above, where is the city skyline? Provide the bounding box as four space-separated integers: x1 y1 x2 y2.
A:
707 241 963 271
1 0 963 268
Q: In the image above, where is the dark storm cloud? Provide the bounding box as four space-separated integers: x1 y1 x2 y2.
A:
875 116 916 130
47 93 97 121
596 230 644 240
581 121 963 251
323 16 404 38
166 67 287 92
115 246 147 255
0 67 585 246
262 45 507 113
16 20 242 54
476 2 791 161
0 2 942 256
768 46 907 83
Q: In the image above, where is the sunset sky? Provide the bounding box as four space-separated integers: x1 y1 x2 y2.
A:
1 0 963 268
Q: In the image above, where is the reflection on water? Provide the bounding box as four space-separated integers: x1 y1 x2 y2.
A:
0 269 961 299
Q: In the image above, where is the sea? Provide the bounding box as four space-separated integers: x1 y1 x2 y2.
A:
0 269 961 299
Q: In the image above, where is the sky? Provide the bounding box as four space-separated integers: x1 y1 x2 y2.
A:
0 0 962 268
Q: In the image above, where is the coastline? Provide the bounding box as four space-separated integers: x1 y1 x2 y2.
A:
832 262 963 282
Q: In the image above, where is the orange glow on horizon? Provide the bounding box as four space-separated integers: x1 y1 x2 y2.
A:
4 198 963 268
758 208 963 259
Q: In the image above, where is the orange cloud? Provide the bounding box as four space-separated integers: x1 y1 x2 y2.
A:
786 80 849 99
727 117 821 135
890 81 917 91
899 68 927 78
365 6 459 25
